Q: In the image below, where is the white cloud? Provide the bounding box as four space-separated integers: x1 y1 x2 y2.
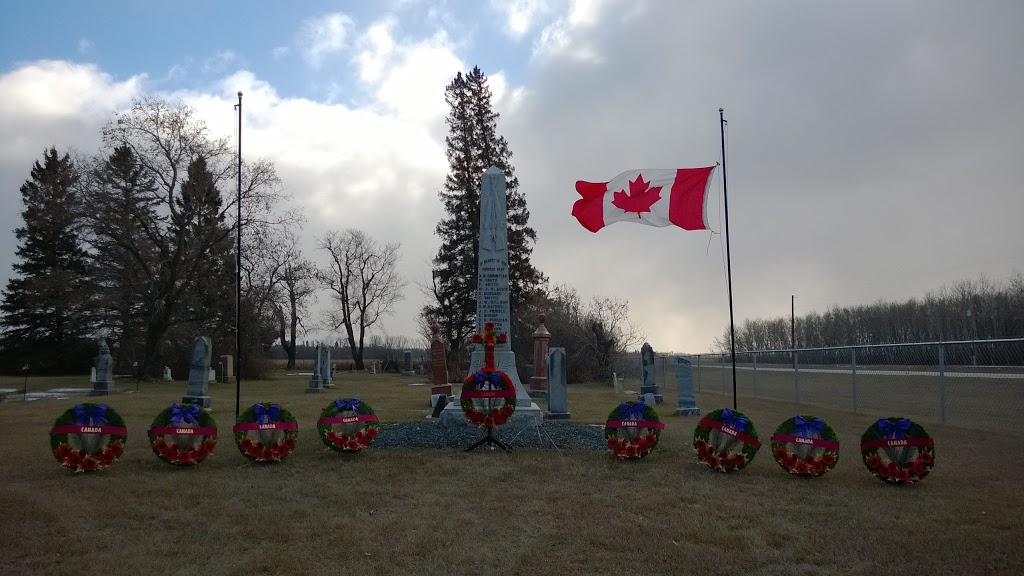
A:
271 46 290 60
490 0 551 38
78 38 93 54
300 12 356 68
202 50 237 74
354 19 464 123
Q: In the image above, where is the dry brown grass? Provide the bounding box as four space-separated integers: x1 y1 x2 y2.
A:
1 371 1022 576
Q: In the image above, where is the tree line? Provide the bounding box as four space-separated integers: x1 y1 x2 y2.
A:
712 275 1024 364
0 69 647 383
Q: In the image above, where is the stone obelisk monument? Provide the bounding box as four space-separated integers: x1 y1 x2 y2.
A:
440 167 543 426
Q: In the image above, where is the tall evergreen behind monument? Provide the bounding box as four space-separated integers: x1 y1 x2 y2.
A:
0 148 94 371
426 67 544 373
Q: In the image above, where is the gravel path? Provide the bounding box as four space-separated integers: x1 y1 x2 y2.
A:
373 420 607 451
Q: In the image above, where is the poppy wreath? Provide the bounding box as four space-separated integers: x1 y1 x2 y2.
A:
147 403 218 466
860 417 935 484
49 403 127 473
769 415 841 478
317 398 380 452
232 402 299 463
460 322 517 428
693 408 761 472
603 399 664 459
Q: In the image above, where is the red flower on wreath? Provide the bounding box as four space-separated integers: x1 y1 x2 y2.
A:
367 428 378 439
866 455 881 469
822 453 836 466
82 457 98 472
918 450 933 464
55 444 72 460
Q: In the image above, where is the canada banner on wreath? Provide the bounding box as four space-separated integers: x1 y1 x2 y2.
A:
49 403 127 473
233 402 299 463
860 417 935 484
603 399 664 459
694 408 761 473
769 415 840 478
317 398 380 452
147 403 218 466
461 322 517 428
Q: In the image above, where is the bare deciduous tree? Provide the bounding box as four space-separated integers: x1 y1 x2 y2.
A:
317 229 405 370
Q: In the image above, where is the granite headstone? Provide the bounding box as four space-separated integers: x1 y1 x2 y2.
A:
182 336 212 408
307 343 324 393
545 347 570 419
319 344 333 388
91 339 114 395
673 356 700 415
639 342 663 404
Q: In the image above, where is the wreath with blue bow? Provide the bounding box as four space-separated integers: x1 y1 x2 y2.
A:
147 403 218 466
49 403 127 473
769 415 840 478
860 417 935 484
603 400 664 459
693 408 761 472
233 402 299 463
460 368 517 428
316 398 380 452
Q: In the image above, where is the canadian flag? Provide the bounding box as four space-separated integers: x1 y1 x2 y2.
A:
571 166 716 233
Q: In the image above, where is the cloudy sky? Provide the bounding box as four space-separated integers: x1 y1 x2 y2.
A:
1 0 1022 354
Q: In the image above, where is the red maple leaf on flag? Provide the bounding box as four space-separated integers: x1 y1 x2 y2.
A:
611 175 662 216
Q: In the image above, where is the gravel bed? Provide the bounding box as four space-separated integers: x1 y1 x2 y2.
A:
373 420 607 451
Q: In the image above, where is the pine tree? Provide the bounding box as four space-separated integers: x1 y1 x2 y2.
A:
85 145 160 372
427 67 544 370
0 148 94 372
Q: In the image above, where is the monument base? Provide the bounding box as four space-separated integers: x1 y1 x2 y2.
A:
401 371 416 377
674 407 701 416
527 389 547 399
182 395 211 409
90 381 114 396
545 411 570 420
640 386 663 405
439 401 544 428
430 384 452 396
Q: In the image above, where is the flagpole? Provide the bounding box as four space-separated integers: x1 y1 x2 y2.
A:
719 107 738 410
234 91 243 419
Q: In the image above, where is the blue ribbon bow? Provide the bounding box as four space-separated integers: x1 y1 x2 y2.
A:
170 403 200 426
474 370 502 388
619 400 645 420
878 418 911 439
336 398 361 412
253 403 281 424
73 404 108 426
793 415 824 438
721 408 749 432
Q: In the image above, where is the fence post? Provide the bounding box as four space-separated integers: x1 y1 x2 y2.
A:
938 343 946 424
721 354 726 396
851 348 858 414
752 352 758 399
696 355 701 392
794 350 801 404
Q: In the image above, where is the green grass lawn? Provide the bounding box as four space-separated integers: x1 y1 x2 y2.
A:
1 370 1021 575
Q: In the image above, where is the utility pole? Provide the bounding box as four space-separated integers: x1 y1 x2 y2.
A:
791 295 796 369
791 295 796 350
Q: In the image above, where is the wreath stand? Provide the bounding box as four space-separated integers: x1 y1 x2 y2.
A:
466 425 511 452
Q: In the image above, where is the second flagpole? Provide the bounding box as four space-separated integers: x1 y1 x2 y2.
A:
719 107 738 410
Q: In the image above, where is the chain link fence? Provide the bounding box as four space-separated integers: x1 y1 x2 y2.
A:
613 338 1024 432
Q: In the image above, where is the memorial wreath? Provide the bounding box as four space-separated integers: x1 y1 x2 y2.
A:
317 398 380 452
693 408 761 472
147 403 218 466
461 322 517 428
603 399 664 459
50 403 127 473
860 417 935 484
232 402 299 463
769 414 840 478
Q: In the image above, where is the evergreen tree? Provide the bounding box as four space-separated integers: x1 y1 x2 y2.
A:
426 67 544 371
0 148 94 372
84 145 160 372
